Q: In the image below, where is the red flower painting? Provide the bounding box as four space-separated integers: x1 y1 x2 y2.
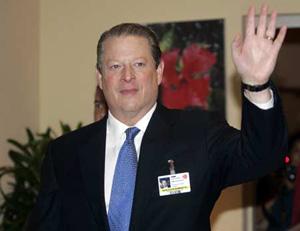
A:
161 43 216 109
149 20 224 113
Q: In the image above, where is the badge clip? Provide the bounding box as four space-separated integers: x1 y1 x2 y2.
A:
168 159 176 175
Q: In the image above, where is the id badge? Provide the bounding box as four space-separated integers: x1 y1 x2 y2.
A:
158 172 191 196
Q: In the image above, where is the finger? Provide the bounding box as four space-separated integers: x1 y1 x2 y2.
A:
245 5 255 37
273 26 287 54
257 4 268 37
231 34 242 61
266 10 277 39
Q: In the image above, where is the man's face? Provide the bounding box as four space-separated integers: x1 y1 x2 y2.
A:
162 180 168 187
94 86 107 121
291 140 300 166
97 35 164 124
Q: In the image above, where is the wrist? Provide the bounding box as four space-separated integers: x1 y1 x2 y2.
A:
242 80 271 92
244 88 272 104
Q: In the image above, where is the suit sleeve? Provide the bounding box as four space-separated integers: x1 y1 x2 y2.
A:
24 142 63 231
207 85 288 189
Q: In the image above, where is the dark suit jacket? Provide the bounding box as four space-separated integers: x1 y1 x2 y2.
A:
25 90 287 231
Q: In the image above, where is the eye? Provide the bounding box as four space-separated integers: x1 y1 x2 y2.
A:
134 62 145 67
110 64 121 70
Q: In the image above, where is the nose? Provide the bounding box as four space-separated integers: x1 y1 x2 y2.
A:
122 65 135 82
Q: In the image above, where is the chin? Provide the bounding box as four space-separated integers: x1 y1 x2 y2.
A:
121 105 139 113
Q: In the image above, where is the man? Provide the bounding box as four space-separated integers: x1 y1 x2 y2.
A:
255 133 300 230
26 5 288 231
94 85 107 121
291 133 300 228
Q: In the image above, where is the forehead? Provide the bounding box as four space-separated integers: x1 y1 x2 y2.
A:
102 35 152 59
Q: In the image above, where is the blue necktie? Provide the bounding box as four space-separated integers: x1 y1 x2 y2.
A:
108 127 140 231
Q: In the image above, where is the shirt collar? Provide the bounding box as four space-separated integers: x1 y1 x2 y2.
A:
107 103 157 137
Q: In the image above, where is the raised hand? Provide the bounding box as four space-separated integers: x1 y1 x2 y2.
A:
232 4 287 86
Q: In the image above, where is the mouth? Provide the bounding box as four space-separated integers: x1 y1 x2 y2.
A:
120 88 138 95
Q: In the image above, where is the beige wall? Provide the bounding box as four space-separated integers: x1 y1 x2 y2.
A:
0 0 39 170
2 0 300 230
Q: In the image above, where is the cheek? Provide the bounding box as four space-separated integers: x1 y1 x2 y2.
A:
150 75 160 90
142 77 159 97
101 77 119 103
102 75 117 90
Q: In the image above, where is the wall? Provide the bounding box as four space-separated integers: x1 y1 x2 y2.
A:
2 0 300 230
276 36 300 135
0 0 39 184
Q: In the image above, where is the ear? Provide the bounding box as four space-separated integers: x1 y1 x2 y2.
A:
156 61 164 85
96 68 103 90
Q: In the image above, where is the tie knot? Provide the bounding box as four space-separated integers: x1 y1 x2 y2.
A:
125 127 140 141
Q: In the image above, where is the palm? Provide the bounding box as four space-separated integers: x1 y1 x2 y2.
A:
234 36 275 83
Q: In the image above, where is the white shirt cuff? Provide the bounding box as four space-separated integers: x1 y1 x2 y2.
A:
244 89 274 110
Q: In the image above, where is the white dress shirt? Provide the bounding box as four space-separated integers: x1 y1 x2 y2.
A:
104 104 157 211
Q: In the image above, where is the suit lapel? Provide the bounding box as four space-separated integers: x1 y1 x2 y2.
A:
78 119 110 230
130 105 176 230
